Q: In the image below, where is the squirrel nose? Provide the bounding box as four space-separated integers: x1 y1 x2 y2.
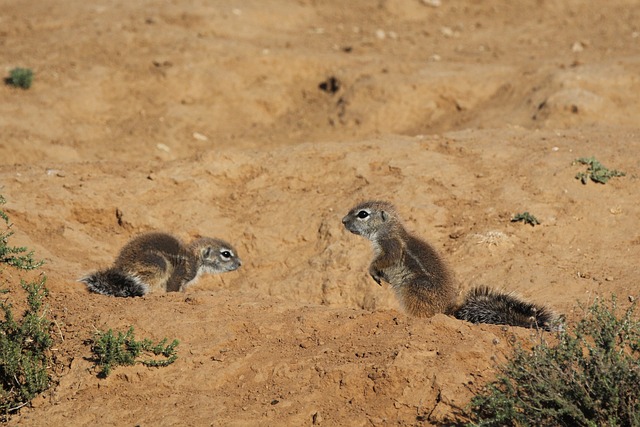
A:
341 216 348 224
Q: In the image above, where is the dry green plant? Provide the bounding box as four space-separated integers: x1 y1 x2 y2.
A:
91 326 179 378
574 157 625 185
1 195 51 421
511 212 540 227
467 296 640 427
5 68 34 90
1 196 44 271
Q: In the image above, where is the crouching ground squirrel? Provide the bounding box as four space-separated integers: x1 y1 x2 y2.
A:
342 200 560 331
80 232 241 297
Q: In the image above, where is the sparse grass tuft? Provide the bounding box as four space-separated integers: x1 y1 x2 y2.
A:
511 212 540 227
91 326 179 378
574 157 625 184
467 296 640 427
5 68 34 90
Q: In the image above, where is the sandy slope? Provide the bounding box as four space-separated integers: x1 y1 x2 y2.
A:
1 0 639 425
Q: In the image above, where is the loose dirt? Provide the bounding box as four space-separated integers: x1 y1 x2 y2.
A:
2 1 639 425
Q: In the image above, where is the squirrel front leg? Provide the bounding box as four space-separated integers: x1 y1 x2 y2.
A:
369 237 403 286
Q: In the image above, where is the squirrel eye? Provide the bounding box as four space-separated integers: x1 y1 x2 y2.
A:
220 250 232 259
357 210 369 219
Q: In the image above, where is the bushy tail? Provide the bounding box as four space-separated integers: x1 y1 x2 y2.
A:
454 286 560 331
79 268 148 297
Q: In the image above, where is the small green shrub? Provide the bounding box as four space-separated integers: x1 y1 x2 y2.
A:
511 212 540 226
467 297 640 427
91 326 179 378
0 196 43 271
574 157 625 184
0 195 51 421
5 68 34 90
0 278 52 419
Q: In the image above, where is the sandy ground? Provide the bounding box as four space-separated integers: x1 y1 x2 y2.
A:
1 0 639 425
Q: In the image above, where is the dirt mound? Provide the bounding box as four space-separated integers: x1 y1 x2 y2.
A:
2 0 639 425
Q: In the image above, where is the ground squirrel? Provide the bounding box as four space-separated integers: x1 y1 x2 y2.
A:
80 232 242 297
342 200 559 330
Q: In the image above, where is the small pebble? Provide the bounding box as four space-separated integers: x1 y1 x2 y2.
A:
156 143 171 152
193 132 208 141
440 26 454 37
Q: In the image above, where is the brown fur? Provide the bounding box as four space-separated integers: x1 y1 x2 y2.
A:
343 201 560 330
81 232 241 297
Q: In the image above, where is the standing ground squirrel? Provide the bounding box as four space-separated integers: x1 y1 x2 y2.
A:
342 200 559 330
80 232 242 297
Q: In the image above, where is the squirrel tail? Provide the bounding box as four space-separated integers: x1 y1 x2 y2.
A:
454 286 561 331
79 268 148 297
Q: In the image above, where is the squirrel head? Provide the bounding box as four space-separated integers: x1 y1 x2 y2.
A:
190 238 242 274
342 200 400 240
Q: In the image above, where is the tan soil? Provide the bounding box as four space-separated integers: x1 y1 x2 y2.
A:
1 0 639 425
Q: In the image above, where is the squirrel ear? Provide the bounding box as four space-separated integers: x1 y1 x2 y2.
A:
381 210 388 222
202 247 213 258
